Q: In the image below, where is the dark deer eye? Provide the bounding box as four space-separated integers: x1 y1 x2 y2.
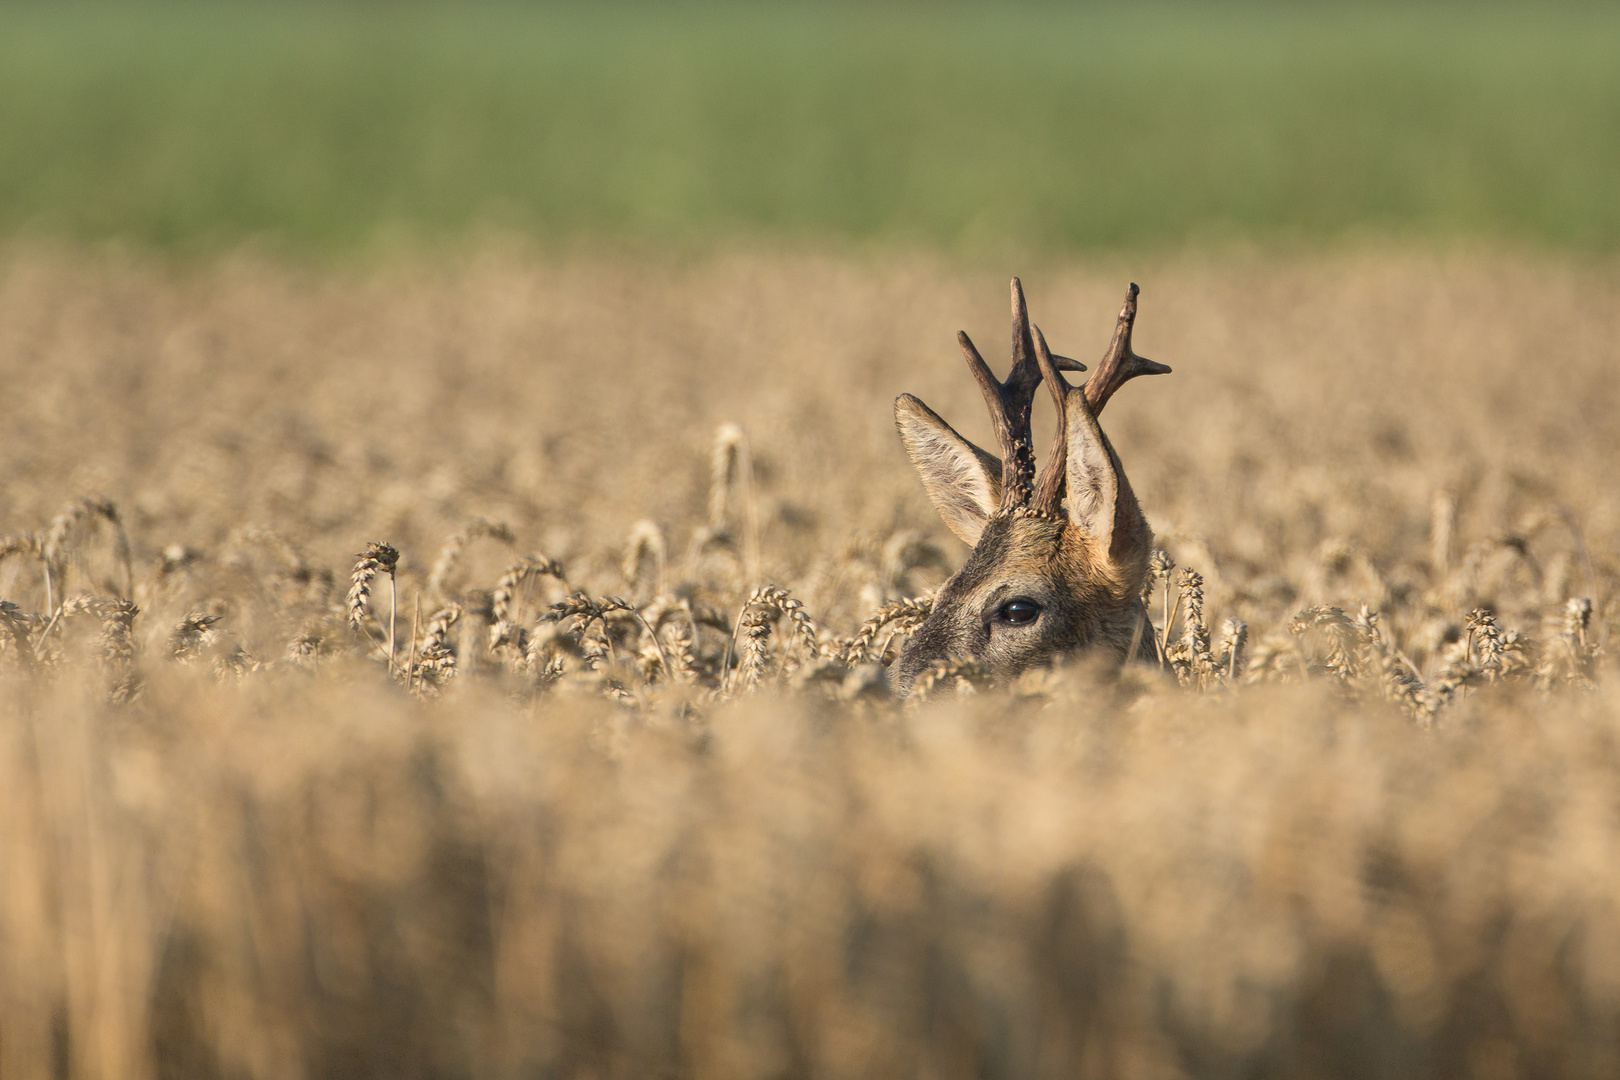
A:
998 599 1041 626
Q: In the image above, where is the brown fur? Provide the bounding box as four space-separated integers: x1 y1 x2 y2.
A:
892 511 1157 693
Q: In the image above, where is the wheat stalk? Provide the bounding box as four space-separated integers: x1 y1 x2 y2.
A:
346 542 400 671
428 518 515 600
0 599 38 670
0 533 47 609
843 594 933 665
287 627 322 671
1288 606 1364 684
1541 597 1599 687
910 657 990 703
710 423 760 585
735 606 773 691
603 595 673 680
41 497 133 607
622 520 668 598
748 585 820 661
1148 549 1175 632
718 586 824 690
93 598 140 703
0 533 42 563
1279 603 1506 726
413 603 462 691
1168 568 1216 687
170 612 223 662
489 554 568 651
213 642 261 681
1218 616 1248 682
1466 608 1505 681
539 593 669 677
661 602 698 682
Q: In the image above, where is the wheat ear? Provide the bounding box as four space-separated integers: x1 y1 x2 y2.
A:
347 542 400 669
427 518 515 600
43 496 133 602
0 600 38 670
748 586 820 661
414 603 463 690
910 657 990 703
844 594 934 664
170 613 223 662
1218 617 1248 682
622 520 668 598
710 423 760 585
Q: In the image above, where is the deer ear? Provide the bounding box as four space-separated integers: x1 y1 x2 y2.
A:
1062 387 1151 569
894 394 1003 546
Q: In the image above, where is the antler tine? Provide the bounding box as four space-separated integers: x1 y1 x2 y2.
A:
957 328 1036 511
1008 277 1041 394
1084 283 1171 415
1030 324 1073 515
956 278 1085 511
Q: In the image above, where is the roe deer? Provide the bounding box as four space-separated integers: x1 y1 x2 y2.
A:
891 279 1170 694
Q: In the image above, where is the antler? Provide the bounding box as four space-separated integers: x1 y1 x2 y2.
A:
1030 283 1171 515
1084 283 1171 414
958 278 1086 511
1030 325 1076 515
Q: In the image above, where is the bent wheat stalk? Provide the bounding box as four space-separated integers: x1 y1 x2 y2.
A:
721 585 821 690
347 542 400 671
428 518 516 600
843 594 934 665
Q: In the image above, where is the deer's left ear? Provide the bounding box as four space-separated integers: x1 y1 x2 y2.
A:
894 394 1003 546
1061 386 1152 571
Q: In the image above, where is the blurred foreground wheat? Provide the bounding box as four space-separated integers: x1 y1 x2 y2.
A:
1 247 1618 1078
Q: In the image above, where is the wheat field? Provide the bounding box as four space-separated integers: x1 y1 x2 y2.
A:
2 245 1618 1079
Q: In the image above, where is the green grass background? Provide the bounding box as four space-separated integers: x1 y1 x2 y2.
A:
1 2 1617 254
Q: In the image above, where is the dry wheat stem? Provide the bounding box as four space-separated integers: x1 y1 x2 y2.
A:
1220 617 1248 681
389 573 398 675
406 592 421 692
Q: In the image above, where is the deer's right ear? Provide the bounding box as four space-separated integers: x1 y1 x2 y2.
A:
894 394 1003 546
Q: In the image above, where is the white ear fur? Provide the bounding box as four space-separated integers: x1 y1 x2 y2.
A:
894 394 1002 546
1061 387 1123 556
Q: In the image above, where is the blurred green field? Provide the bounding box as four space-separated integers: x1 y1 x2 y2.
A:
1 1 1618 254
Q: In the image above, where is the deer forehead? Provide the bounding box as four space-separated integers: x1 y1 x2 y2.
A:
940 515 1094 603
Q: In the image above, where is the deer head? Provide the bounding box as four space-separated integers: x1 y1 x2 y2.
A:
891 279 1171 695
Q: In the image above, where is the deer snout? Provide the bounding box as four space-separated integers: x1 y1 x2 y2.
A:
889 612 969 697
